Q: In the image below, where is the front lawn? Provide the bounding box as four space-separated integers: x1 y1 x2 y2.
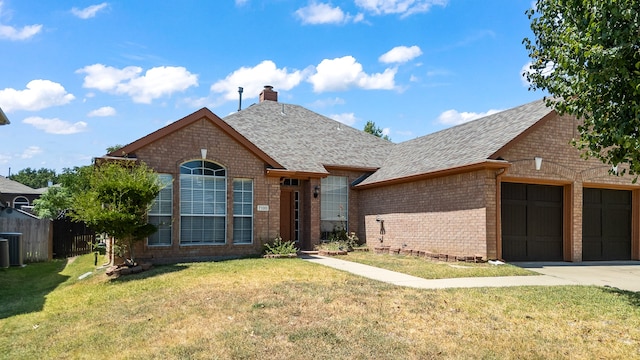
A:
335 251 536 278
1 255 639 359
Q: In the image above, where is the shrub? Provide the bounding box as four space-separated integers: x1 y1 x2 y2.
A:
264 236 298 255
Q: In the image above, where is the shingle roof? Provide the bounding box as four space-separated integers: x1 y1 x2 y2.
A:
357 99 554 186
0 176 43 195
223 101 394 174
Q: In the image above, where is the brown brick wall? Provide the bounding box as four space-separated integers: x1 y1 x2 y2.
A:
129 118 280 262
358 113 640 261
359 170 494 258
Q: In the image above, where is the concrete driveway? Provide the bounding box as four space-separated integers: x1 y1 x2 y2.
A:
513 261 640 292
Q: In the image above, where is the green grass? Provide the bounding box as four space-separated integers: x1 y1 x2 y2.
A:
336 251 536 278
1 255 639 359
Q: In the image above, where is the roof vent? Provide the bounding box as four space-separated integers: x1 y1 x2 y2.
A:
259 85 278 103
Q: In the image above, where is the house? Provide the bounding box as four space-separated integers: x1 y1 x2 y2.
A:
0 176 44 210
106 86 640 263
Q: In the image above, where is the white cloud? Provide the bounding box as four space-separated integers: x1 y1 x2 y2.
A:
210 60 306 101
437 108 501 126
235 0 249 5
521 61 555 87
0 1 42 40
330 112 357 126
379 45 422 64
355 0 447 17
87 106 116 117
23 116 88 134
308 56 396 92
77 64 198 104
20 146 42 159
295 2 363 25
71 3 108 19
0 80 75 112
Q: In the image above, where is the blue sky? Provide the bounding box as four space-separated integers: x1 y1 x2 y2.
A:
0 0 544 177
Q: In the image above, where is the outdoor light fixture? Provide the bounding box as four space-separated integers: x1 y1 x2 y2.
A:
612 164 619 174
201 148 207 159
313 185 320 198
534 157 542 171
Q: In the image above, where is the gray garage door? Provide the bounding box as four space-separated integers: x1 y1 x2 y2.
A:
583 188 631 261
502 183 564 261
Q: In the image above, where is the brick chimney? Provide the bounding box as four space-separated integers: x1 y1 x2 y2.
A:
259 85 278 102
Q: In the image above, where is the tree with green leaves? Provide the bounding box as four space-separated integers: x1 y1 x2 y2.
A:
33 166 92 219
68 162 162 263
364 120 391 141
523 0 640 175
106 144 125 155
9 167 58 189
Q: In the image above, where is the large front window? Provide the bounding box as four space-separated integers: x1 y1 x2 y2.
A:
320 176 348 239
180 160 226 244
233 179 253 244
148 174 173 246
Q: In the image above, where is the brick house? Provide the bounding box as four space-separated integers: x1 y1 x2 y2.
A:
106 87 640 263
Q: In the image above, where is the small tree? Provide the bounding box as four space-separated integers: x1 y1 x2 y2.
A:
32 166 93 219
364 120 391 141
69 161 161 263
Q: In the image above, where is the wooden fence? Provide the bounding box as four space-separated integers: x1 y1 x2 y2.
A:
0 218 52 262
52 218 95 259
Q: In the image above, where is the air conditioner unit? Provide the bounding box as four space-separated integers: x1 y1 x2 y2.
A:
0 238 8 268
0 232 23 266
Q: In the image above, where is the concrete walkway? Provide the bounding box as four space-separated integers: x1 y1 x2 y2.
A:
301 254 640 291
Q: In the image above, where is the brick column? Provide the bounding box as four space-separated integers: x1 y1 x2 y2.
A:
570 181 583 262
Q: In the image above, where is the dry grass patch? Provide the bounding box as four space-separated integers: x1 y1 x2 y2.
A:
336 251 535 278
1 255 639 359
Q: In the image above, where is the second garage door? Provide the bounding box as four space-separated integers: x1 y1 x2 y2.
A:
583 188 631 261
502 183 564 261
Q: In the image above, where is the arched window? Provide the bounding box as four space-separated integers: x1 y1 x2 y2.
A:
179 160 226 244
13 196 29 209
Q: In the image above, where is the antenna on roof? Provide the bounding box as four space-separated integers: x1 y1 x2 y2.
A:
237 87 243 112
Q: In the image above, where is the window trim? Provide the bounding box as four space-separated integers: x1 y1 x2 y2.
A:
179 160 227 246
233 178 253 245
12 196 29 209
147 174 173 247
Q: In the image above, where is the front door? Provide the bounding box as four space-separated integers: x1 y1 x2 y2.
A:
280 190 299 243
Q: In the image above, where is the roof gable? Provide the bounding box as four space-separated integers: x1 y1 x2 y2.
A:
108 108 282 169
358 99 554 187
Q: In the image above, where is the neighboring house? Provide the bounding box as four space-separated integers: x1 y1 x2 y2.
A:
0 176 44 210
105 86 640 263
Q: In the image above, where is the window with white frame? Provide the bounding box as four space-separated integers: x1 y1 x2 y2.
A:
180 160 226 244
233 179 253 244
320 176 348 239
148 174 173 246
13 196 29 209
